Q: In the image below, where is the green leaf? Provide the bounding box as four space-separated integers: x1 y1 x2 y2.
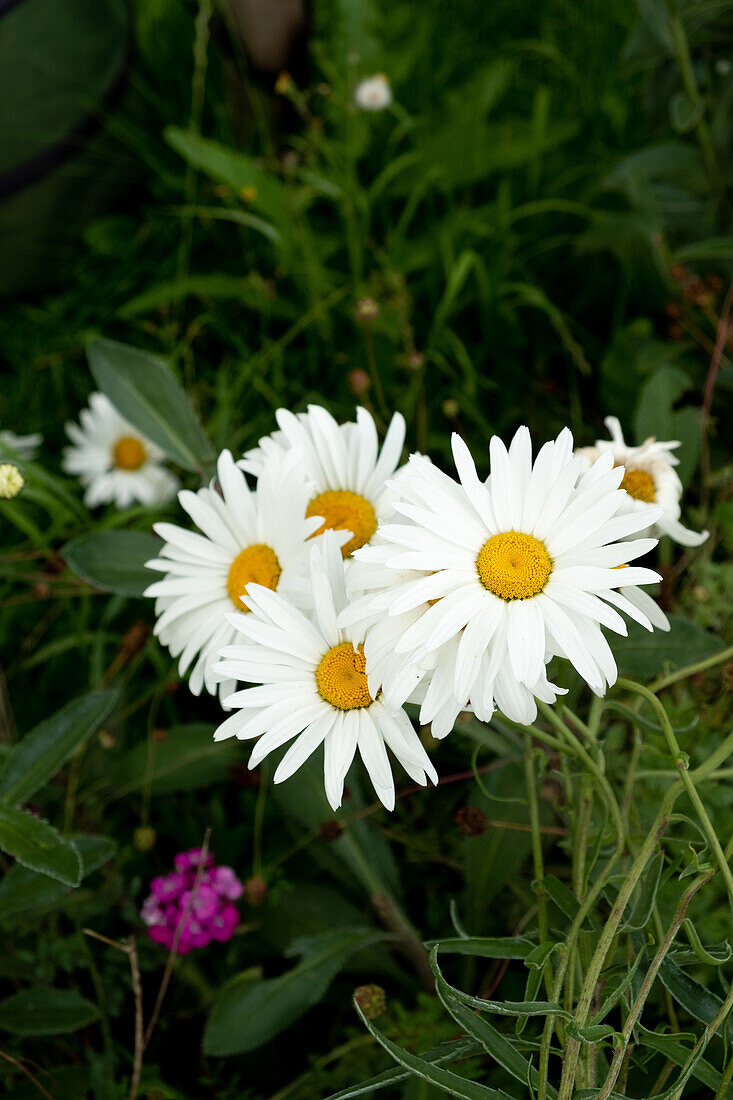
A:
432 946 558 1098
623 850 664 932
204 928 383 1056
565 1021 618 1045
324 1040 483 1100
0 806 81 886
673 236 733 262
659 956 733 1042
0 834 117 923
682 919 732 966
118 273 293 319
110 724 241 798
87 337 214 472
669 91 704 134
0 691 116 806
425 936 536 960
637 1026 723 1093
543 875 598 929
610 615 724 680
354 1002 515 1099
63 530 162 597
633 365 699 485
0 988 100 1036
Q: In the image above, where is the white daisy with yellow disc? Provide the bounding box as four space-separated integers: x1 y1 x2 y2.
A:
240 405 406 559
576 417 708 547
63 393 179 509
145 448 327 700
364 427 668 725
212 533 438 811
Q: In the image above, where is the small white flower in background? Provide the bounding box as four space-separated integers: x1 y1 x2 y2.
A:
575 416 708 547
0 463 24 499
241 405 406 559
354 73 393 111
363 427 668 726
63 393 179 509
146 449 328 701
213 532 438 812
0 431 42 461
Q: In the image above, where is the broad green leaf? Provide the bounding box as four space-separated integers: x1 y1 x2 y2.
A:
110 724 241 799
87 337 214 472
0 806 81 886
354 1003 515 1099
633 365 699 485
324 1040 483 1100
0 834 117 923
63 531 162 597
204 928 382 1055
425 936 535 960
432 946 558 1098
610 615 724 680
0 691 116 806
0 988 100 1036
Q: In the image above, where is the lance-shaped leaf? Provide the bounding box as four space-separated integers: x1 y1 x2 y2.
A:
0 807 81 886
63 531 161 597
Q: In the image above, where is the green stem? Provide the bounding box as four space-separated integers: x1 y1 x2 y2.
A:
524 735 549 949
652 643 733 693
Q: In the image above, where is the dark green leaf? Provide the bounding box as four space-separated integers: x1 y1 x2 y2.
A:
674 236 733 262
610 615 724 680
204 929 382 1055
63 531 162 597
623 851 664 932
87 337 214 471
110 724 241 798
0 807 81 886
659 956 733 1042
0 691 116 806
426 936 535 960
324 1040 483 1100
0 988 100 1036
0 833 117 923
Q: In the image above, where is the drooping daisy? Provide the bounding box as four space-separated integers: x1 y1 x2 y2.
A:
63 393 179 509
364 427 667 726
212 533 438 811
0 431 42 461
146 448 328 700
354 74 393 111
241 405 406 559
575 417 708 547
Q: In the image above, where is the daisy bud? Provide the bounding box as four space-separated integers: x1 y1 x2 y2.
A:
355 296 380 322
354 74 392 112
405 351 425 371
354 984 386 1019
348 369 371 397
134 826 157 852
0 463 24 499
455 807 488 837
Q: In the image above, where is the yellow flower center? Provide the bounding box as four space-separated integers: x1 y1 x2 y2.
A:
315 643 374 710
113 436 147 471
306 490 377 558
227 544 281 611
477 531 552 601
618 466 656 503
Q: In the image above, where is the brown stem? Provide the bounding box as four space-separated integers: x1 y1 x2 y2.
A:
0 1048 54 1099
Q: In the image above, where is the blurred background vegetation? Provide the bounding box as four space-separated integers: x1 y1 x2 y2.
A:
0 0 732 1096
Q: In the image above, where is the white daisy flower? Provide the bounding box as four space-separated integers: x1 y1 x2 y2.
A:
212 532 438 811
0 431 42 461
575 416 708 547
241 405 406 559
354 74 393 111
145 448 326 700
63 393 179 509
365 427 667 726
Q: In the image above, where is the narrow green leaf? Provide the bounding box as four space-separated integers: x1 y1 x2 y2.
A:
636 1026 723 1094
63 530 162 597
0 691 116 806
87 337 214 471
623 850 664 932
0 988 100 1036
674 236 733 262
204 929 382 1056
110 724 241 799
324 1040 484 1100
426 937 536 960
354 1003 515 1099
0 807 81 886
659 956 733 1042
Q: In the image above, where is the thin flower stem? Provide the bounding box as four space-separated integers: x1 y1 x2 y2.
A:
523 735 549 950
651 643 733 693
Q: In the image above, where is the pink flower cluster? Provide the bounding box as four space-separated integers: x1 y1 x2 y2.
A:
141 848 243 954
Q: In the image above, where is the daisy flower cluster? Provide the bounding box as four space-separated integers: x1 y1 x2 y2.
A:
140 848 243 954
140 402 706 813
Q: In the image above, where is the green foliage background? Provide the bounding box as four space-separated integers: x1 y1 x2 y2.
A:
0 0 732 1097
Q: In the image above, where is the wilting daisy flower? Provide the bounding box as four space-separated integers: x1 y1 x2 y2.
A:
0 463 24 499
63 393 178 509
146 449 323 700
241 405 406 559
0 431 42 461
212 533 438 811
354 74 392 111
365 428 667 725
576 417 708 547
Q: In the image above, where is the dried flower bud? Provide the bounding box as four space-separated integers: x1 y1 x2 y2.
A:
405 351 425 371
31 582 51 600
355 296 380 322
669 263 688 282
151 728 167 744
318 820 344 843
244 875 268 906
455 806 488 836
668 324 683 341
354 984 386 1018
228 763 262 789
705 273 724 294
348 369 371 397
664 301 682 319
